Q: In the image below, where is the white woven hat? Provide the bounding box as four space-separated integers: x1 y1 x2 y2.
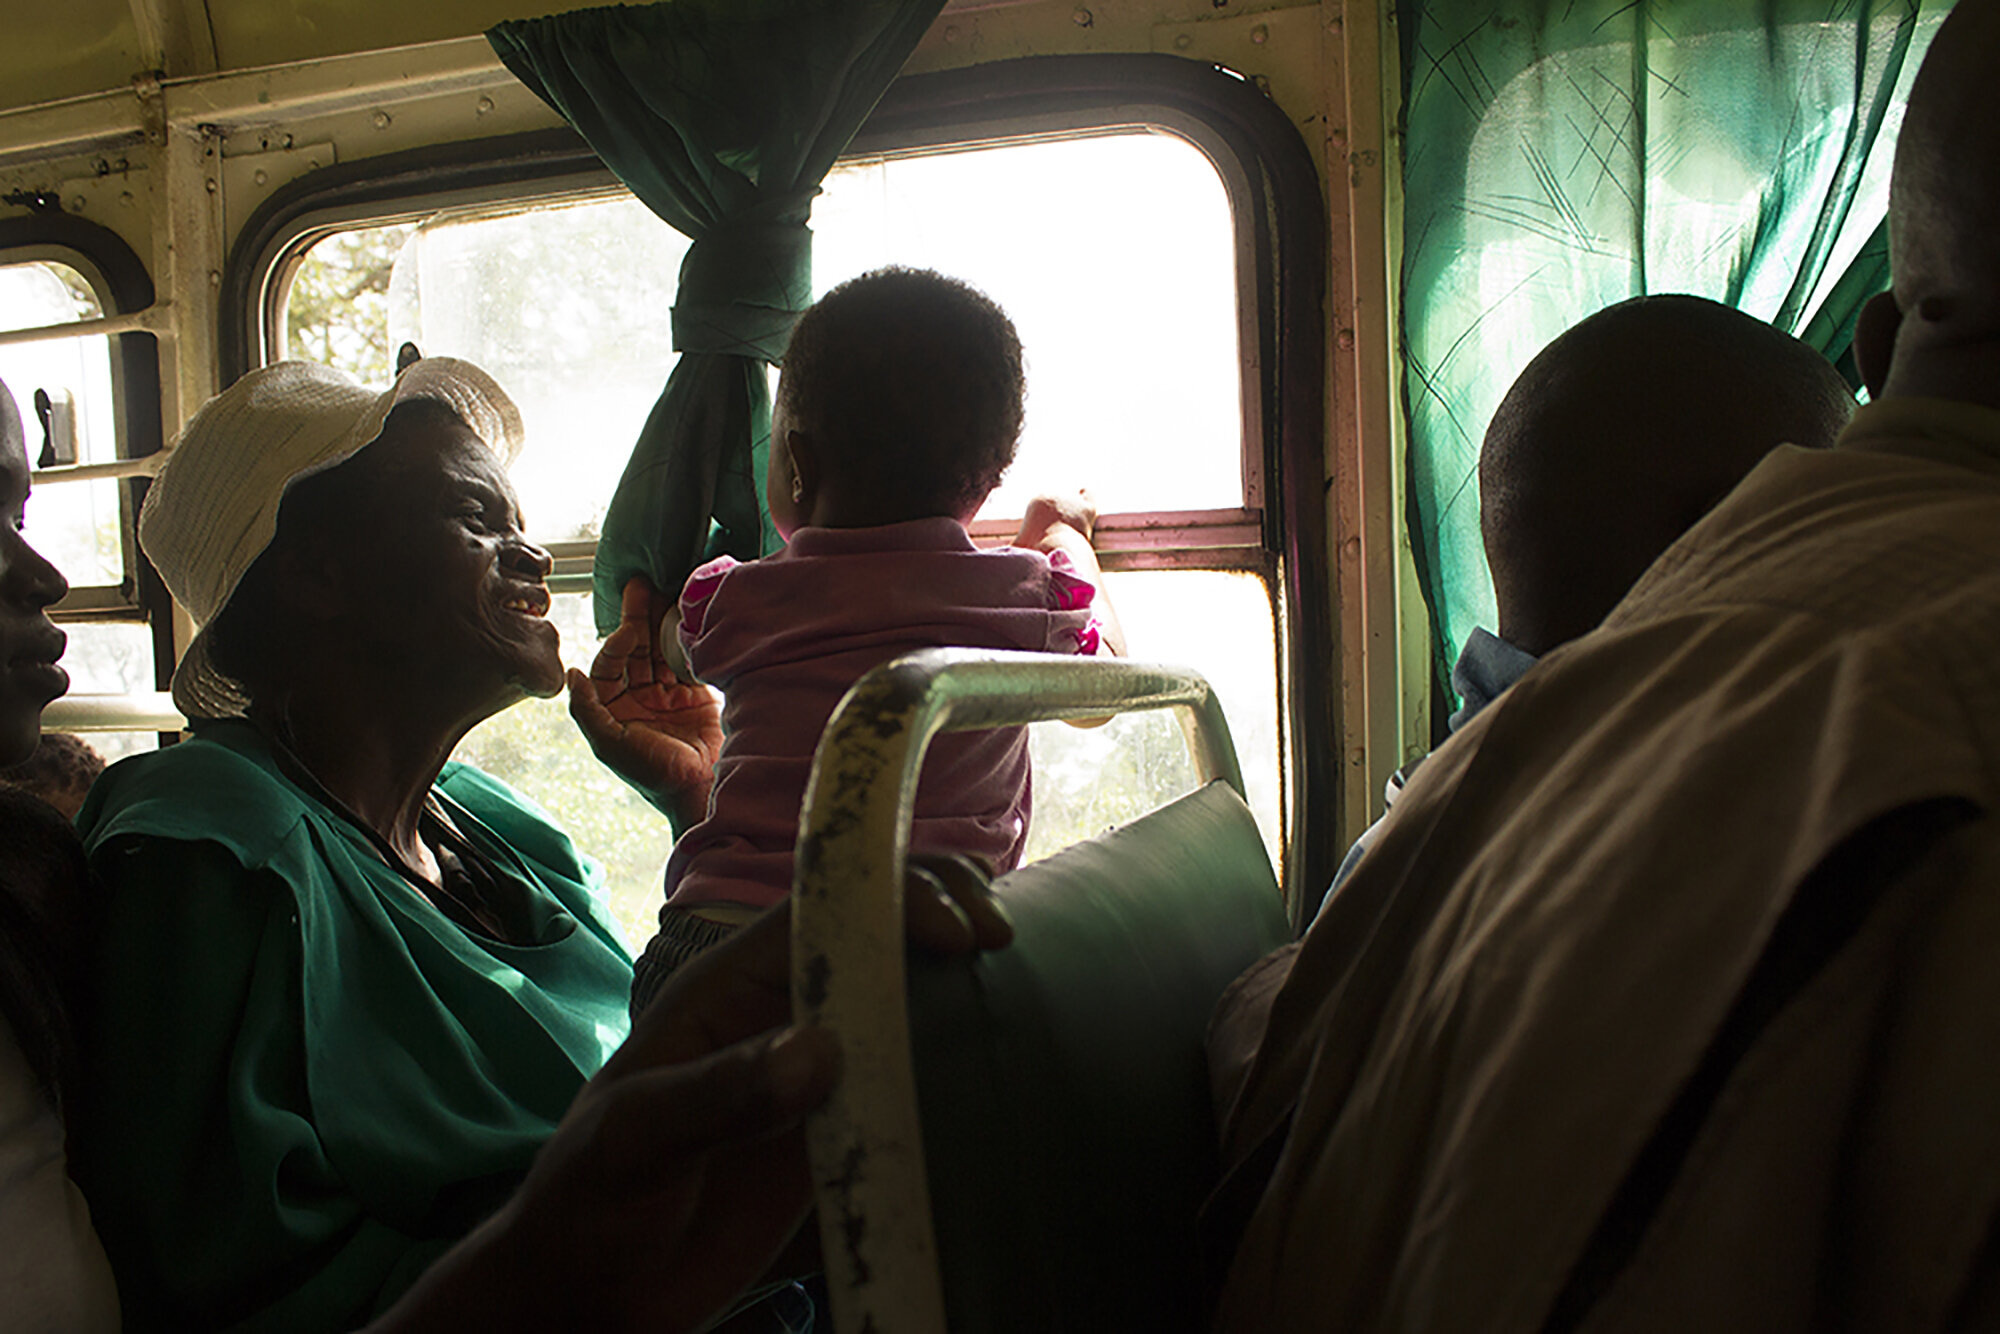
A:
141 358 526 721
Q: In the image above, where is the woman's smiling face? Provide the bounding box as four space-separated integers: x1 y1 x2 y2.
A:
0 383 70 766
331 404 561 720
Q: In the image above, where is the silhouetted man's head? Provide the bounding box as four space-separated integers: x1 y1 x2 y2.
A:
1481 295 1854 657
1854 0 2000 409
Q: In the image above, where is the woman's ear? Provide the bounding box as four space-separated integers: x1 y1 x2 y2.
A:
1853 289 1903 399
786 429 820 511
276 542 353 624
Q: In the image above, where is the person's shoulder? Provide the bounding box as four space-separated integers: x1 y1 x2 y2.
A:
78 723 313 866
678 553 746 641
982 541 1087 589
681 554 742 598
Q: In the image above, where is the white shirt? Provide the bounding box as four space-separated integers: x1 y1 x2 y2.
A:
0 1017 117 1333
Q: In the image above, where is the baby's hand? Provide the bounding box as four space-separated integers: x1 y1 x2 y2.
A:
659 605 695 685
1014 488 1127 662
1018 489 1099 543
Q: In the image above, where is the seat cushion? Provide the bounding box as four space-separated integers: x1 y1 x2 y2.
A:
908 779 1291 1333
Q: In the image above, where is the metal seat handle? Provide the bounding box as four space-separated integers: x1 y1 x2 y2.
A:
791 647 1243 1334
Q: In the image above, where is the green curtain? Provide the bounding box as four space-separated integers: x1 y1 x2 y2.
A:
489 0 946 635
1397 0 1954 699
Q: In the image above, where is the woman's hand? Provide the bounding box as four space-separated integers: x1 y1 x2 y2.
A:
568 576 722 831
366 857 1011 1334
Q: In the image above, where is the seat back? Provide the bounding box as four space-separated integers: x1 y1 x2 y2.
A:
909 778 1290 1332
792 648 1290 1334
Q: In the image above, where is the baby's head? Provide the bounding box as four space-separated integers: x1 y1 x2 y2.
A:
770 267 1023 535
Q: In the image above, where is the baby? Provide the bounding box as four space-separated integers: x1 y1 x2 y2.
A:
638 267 1124 985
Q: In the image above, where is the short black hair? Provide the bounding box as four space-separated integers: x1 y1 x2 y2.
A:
1480 294 1855 655
0 377 20 455
777 268 1024 521
0 732 104 810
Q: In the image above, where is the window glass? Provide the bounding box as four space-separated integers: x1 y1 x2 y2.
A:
57 621 154 695
0 261 125 589
454 571 1281 949
815 132 1241 518
286 224 417 384
280 125 1281 916
388 202 691 544
35 626 159 762
286 206 692 543
284 132 1239 543
1025 569 1281 867
78 732 158 762
0 260 156 760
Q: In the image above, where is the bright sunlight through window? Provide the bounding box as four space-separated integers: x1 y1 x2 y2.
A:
280 128 1279 947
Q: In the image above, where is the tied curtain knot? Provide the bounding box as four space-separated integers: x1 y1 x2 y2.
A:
486 0 952 638
671 218 814 362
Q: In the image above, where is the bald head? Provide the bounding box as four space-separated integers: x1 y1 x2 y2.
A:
0 378 19 458
1482 295 1854 657
1856 0 2000 405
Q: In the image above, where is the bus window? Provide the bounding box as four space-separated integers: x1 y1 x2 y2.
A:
813 132 1243 517
276 127 1281 942
1025 568 1279 866
810 135 1282 871
1 257 157 760
284 224 419 384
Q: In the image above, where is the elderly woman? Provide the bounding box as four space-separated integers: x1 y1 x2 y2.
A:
60 360 992 1332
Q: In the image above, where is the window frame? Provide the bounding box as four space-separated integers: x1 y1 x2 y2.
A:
224 54 1333 902
1 212 171 679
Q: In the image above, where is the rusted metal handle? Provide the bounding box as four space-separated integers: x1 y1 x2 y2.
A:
791 648 1243 1334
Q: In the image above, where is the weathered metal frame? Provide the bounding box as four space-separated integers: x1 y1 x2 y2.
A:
0 34 516 172
1320 0 1429 863
221 126 610 378
0 215 173 684
791 647 1243 1334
